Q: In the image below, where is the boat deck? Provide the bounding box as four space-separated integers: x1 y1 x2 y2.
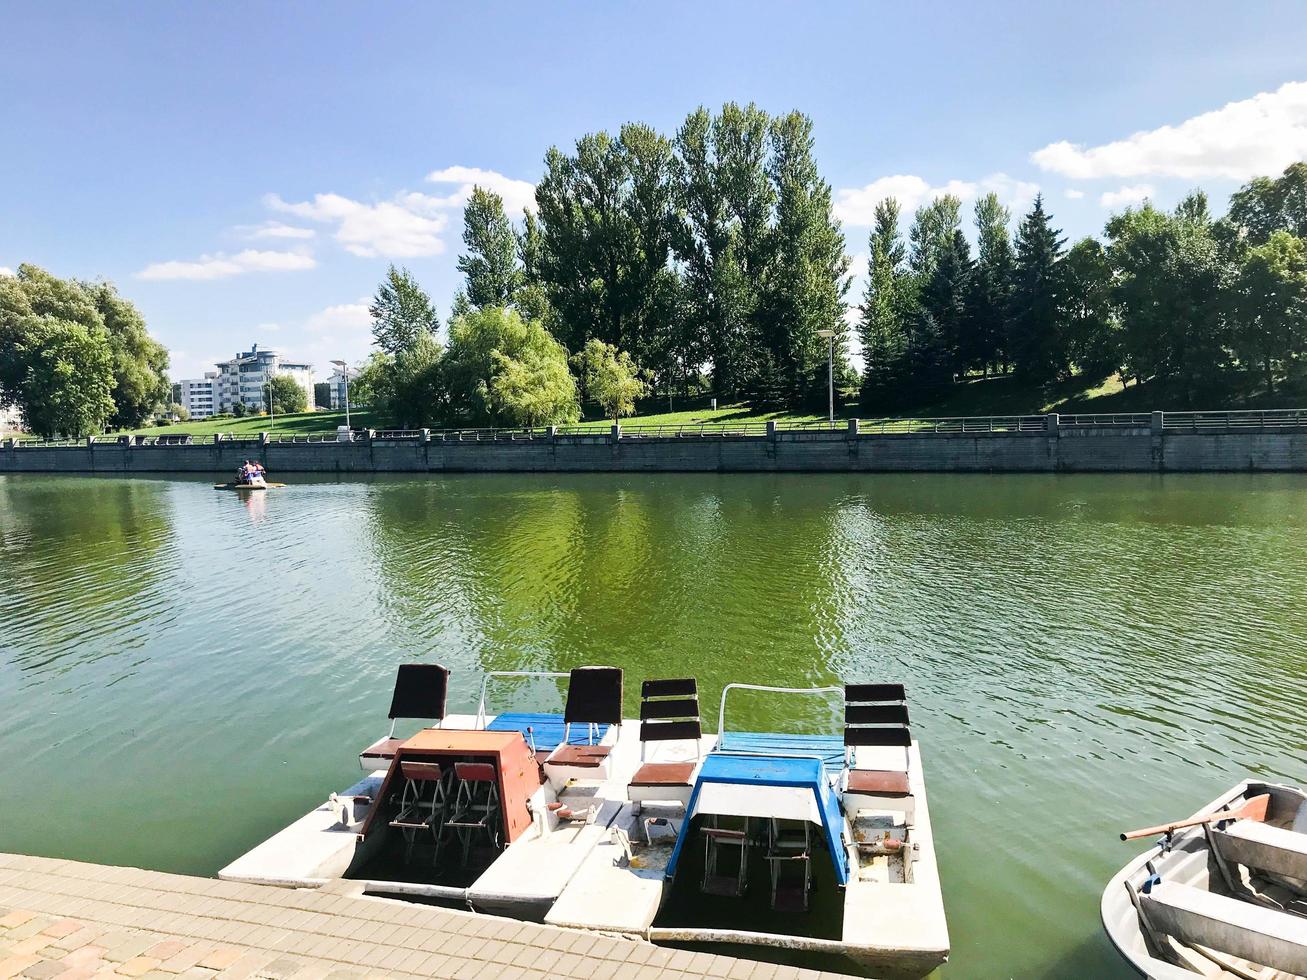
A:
0 851 845 978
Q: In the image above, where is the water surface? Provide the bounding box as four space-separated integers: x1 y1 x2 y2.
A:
2 472 1305 977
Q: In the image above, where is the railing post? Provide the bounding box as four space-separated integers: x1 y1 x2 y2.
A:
1151 411 1164 435
548 425 558 441
213 433 222 445
1046 413 1060 436
86 436 95 447
767 420 777 441
847 418 859 438
259 431 270 447
610 422 621 443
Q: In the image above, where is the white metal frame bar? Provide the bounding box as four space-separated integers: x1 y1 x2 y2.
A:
716 683 843 739
474 670 569 730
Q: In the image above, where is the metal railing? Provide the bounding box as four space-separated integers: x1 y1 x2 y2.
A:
1059 413 1153 427
1162 409 1307 430
11 408 1307 450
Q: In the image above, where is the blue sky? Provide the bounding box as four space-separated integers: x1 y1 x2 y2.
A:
3 1 1307 380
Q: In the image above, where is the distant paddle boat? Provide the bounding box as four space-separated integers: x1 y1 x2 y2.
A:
1102 780 1307 978
213 479 285 491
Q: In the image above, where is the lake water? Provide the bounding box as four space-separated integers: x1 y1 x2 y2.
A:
2 472 1305 977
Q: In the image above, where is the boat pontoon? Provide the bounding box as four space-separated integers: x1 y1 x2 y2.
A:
1103 780 1307 979
548 681 950 976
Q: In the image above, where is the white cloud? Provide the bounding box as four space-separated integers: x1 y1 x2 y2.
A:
256 321 282 334
835 172 1038 226
306 299 372 333
137 249 316 281
1099 184 1155 209
1032 80 1307 180
237 221 316 241
846 252 869 285
266 192 448 258
0 266 12 277
426 166 537 216
1065 189 1085 200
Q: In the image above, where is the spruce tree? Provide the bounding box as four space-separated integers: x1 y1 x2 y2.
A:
965 193 1015 373
1008 194 1068 382
919 229 974 381
858 199 911 408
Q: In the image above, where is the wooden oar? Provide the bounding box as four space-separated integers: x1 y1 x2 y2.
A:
1120 793 1270 841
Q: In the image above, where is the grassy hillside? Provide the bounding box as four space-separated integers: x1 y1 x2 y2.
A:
104 371 1297 440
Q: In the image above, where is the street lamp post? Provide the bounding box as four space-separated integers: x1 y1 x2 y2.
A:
265 379 275 431
816 329 835 422
330 360 351 430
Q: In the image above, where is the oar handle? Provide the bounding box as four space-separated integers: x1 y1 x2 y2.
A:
1120 793 1270 841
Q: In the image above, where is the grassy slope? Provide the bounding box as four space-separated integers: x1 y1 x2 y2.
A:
109 372 1299 438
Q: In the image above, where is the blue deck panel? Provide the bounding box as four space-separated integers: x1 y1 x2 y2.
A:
665 751 850 886
484 712 610 753
715 731 845 773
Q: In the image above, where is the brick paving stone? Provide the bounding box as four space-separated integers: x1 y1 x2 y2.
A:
104 937 158 963
0 958 40 980
198 947 242 971
159 945 212 973
38 920 82 940
117 956 163 977
18 960 66 980
0 912 36 931
145 941 189 962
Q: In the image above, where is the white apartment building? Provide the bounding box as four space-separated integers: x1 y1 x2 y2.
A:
0 404 22 436
214 344 315 414
171 372 220 419
327 366 353 410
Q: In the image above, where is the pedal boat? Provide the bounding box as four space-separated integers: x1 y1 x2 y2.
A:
214 479 284 491
547 682 950 977
1102 780 1307 979
220 666 641 921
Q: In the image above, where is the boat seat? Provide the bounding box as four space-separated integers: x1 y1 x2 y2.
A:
1139 880 1307 977
359 663 450 771
629 679 702 821
359 736 405 771
548 744 611 767
543 667 623 784
1214 820 1307 883
631 762 696 787
846 770 910 796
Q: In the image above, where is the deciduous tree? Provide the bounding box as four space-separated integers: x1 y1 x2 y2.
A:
370 265 439 356
458 187 523 309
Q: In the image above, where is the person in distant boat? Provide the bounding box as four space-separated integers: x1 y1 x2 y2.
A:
237 460 262 484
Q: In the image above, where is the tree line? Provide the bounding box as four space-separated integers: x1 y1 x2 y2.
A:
364 104 1307 429
0 265 170 437
859 162 1307 407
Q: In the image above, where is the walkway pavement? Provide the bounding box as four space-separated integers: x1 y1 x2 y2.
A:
0 853 846 980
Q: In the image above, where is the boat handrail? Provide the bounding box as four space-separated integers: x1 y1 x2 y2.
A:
716 683 843 739
474 670 570 730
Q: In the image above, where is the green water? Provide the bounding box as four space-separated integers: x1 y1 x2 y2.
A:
2 473 1305 977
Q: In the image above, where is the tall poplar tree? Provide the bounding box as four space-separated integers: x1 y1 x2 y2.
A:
457 187 522 309
757 110 849 406
370 265 439 356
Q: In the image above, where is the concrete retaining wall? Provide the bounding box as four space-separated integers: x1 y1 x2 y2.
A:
4 425 1307 474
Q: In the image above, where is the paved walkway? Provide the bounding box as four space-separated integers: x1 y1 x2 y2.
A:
0 853 846 980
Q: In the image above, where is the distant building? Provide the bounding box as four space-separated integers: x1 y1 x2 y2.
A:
172 372 220 419
214 344 315 414
327 366 353 410
0 404 22 436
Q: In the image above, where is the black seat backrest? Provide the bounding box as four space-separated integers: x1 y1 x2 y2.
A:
388 663 450 722
844 682 910 747
564 666 624 725
640 678 701 743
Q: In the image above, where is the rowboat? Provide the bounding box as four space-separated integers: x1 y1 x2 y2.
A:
213 481 286 491
1102 780 1307 978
